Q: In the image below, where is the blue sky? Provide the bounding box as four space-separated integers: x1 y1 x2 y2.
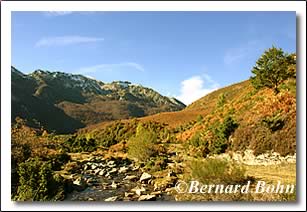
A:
12 11 296 105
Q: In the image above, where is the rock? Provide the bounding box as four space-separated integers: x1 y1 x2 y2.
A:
94 169 102 175
150 191 162 195
232 153 243 163
139 172 152 182
119 166 129 173
132 165 140 171
72 178 87 191
138 194 156 201
69 173 78 179
105 196 118 201
111 181 118 189
73 178 85 186
167 163 176 168
88 197 94 201
132 186 146 196
124 175 138 181
107 160 115 166
91 164 98 170
125 192 134 198
98 170 106 176
84 164 89 171
109 168 118 174
86 178 97 184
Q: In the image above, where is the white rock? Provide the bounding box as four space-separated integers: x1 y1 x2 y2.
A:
119 166 129 173
132 186 146 196
124 175 138 181
139 172 152 182
109 168 118 174
125 192 134 197
111 181 118 189
138 194 156 201
104 196 118 201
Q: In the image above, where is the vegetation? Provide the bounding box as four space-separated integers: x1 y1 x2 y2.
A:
187 158 248 184
11 47 296 201
61 136 97 153
12 66 185 133
250 46 296 94
14 158 65 201
128 123 158 162
217 93 226 108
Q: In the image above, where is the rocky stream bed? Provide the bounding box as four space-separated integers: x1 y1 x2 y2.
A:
63 156 178 201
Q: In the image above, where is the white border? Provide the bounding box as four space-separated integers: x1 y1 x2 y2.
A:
1 1 306 211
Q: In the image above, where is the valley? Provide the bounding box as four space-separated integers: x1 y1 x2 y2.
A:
11 48 297 201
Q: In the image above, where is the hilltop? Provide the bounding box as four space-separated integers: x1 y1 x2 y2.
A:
11 66 185 133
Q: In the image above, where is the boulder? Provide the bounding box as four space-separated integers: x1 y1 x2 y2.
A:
132 186 146 196
119 166 129 173
125 192 134 198
109 168 118 174
138 194 156 201
124 175 138 181
98 170 106 176
111 181 118 189
139 172 152 182
104 196 118 201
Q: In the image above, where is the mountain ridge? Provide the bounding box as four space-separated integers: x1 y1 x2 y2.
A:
11 66 186 133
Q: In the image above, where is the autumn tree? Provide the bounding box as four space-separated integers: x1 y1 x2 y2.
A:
250 46 296 94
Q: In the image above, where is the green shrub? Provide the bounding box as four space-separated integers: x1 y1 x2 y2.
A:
188 158 247 184
128 124 157 162
262 113 285 132
46 151 71 171
15 157 65 201
189 132 202 147
62 136 97 152
217 93 226 108
210 116 238 154
196 115 204 124
144 155 168 172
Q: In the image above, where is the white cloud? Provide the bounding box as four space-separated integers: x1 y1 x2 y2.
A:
77 62 145 74
35 36 104 47
176 75 219 105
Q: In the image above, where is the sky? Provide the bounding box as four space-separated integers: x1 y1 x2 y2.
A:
12 11 296 105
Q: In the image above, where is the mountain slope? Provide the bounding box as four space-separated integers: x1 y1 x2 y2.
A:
11 66 185 133
82 76 296 156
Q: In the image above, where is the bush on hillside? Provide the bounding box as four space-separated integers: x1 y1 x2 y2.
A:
128 124 158 162
62 136 97 153
210 115 238 154
217 93 226 108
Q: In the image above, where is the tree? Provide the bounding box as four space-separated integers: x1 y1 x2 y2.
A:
250 46 296 94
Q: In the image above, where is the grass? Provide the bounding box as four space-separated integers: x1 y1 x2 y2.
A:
244 163 296 185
